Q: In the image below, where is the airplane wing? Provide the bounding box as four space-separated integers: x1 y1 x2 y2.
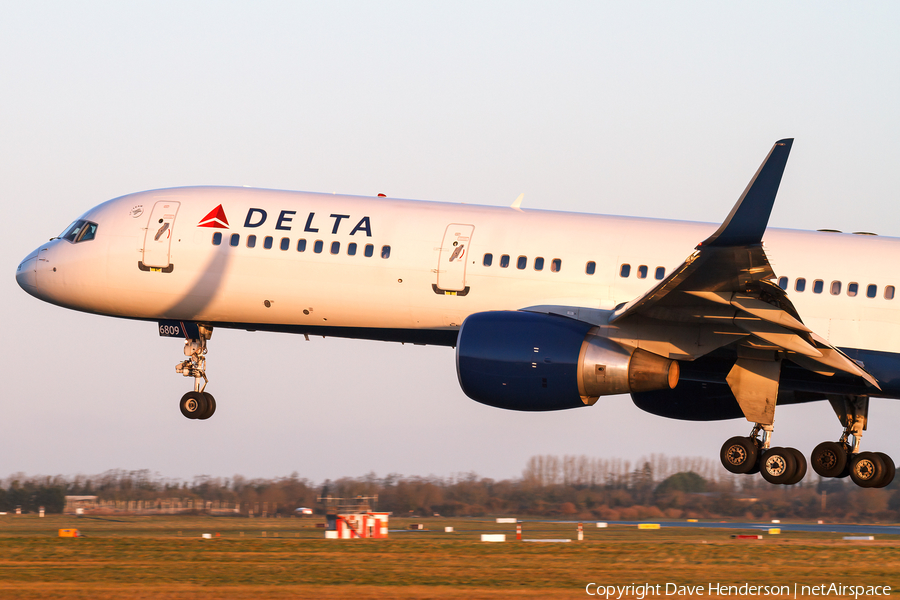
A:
603 139 877 423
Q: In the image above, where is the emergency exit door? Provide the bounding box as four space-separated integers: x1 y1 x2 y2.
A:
142 201 180 269
436 224 475 292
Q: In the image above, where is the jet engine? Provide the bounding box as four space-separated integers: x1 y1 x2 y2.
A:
456 311 679 411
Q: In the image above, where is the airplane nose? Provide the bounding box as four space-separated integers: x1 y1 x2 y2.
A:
16 248 40 295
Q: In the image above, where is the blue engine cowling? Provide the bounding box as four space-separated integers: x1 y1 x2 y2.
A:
456 311 593 411
456 311 680 411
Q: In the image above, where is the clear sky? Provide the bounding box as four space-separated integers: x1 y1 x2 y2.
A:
3 2 900 483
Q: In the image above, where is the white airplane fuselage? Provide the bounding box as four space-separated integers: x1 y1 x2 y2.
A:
16 186 900 361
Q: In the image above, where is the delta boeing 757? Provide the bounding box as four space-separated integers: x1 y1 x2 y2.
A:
15 140 900 488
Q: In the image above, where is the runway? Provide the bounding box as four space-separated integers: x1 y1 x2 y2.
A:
525 519 900 536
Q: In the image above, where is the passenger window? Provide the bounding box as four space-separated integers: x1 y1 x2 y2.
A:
847 282 858 297
331 241 340 254
551 259 561 272
263 236 273 250
297 239 307 252
381 245 391 258
655 267 665 280
348 243 357 256
637 265 648 279
886 286 895 300
314 240 324 253
831 281 842 295
620 264 631 278
795 278 806 292
586 261 596 275
778 276 788 290
813 279 824 294
212 232 222 245
517 256 527 270
364 244 374 257
500 255 510 268
280 237 290 251
534 257 544 271
247 235 257 248
483 253 493 267
230 233 240 247
867 284 877 298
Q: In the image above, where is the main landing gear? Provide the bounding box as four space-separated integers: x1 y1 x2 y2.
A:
720 424 807 485
175 325 216 420
720 395 895 488
808 395 895 488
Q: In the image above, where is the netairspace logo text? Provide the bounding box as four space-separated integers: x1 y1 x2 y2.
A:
585 583 893 599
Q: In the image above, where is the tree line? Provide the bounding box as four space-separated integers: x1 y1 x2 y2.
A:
2 454 898 522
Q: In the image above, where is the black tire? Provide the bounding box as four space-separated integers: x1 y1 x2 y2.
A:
810 441 848 478
720 436 759 474
760 447 797 485
179 391 208 420
850 451 886 488
198 392 217 420
874 452 895 488
836 457 852 478
783 447 807 485
746 458 761 475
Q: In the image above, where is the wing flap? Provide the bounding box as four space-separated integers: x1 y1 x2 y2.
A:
734 318 822 357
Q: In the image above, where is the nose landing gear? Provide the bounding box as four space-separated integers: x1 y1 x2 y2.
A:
175 325 216 420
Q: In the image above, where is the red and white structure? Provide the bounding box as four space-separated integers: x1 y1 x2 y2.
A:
325 512 389 539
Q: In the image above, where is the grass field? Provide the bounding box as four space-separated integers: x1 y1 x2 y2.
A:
1 515 899 599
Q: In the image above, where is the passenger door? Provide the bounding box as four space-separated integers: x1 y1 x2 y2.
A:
142 201 180 268
436 224 475 292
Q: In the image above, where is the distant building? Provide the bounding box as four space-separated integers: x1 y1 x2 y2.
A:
64 496 98 514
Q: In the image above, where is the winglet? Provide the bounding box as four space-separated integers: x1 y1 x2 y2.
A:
511 193 524 211
701 139 793 247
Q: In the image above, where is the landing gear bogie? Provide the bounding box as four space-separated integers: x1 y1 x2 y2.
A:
719 427 805 485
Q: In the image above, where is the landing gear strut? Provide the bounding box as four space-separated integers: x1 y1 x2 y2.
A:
175 325 216 420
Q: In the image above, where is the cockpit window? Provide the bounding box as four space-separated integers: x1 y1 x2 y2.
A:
79 222 98 242
60 221 83 241
60 219 98 243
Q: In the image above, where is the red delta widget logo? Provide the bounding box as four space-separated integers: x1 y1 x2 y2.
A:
198 205 229 229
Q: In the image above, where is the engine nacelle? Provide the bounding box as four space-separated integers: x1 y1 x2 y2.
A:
456 311 679 411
